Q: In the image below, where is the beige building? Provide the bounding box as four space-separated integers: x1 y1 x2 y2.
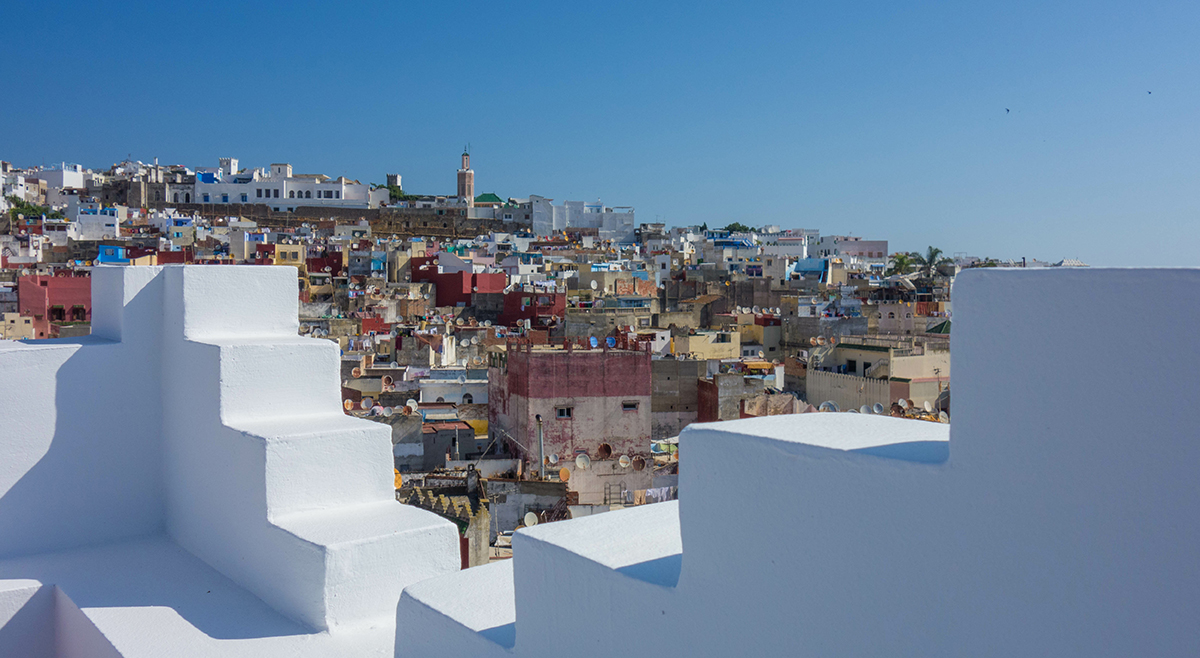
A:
673 330 740 360
1 313 35 340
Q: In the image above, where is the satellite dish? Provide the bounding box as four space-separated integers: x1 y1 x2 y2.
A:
484 320 492 327
382 375 394 386
407 399 420 411
618 455 631 468
456 318 464 326
898 398 909 409
558 467 571 482
819 401 839 413
859 405 871 414
848 408 859 413
383 407 394 417
457 375 466 385
524 512 539 527
423 293 430 299
829 337 837 345
360 398 374 410
816 336 825 345
589 336 598 348
323 266 331 272
472 356 484 365
923 400 933 413
590 279 598 290
939 411 950 423
351 367 362 378
757 350 765 358
809 337 817 346
873 403 885 414
632 456 646 471
575 454 591 470
548 453 559 465
811 297 820 305
371 405 384 416
343 399 354 411
401 406 412 416
752 305 760 313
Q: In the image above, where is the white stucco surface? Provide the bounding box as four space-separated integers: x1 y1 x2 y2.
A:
0 265 460 656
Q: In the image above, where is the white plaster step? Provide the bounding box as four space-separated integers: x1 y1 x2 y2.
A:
231 414 397 515
199 336 345 423
395 502 682 657
270 499 460 631
397 560 516 657
511 501 682 648
0 537 399 657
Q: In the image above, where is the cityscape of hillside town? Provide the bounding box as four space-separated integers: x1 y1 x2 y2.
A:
4 151 1195 658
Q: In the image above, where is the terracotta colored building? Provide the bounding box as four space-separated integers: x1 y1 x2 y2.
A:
17 273 91 338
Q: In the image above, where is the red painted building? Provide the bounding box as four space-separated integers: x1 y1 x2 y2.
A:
498 289 565 329
411 256 507 307
18 273 91 339
489 344 652 466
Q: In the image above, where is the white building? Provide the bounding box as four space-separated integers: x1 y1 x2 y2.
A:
27 162 86 206
193 160 372 211
530 195 635 243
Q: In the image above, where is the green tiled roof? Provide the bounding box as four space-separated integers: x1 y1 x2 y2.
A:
474 192 503 204
926 320 951 335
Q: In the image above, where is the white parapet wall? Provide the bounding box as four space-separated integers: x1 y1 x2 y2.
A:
0 265 460 657
397 268 1200 657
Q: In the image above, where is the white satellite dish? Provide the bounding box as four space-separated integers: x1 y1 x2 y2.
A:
383 407 394 417
859 405 871 414
923 400 933 413
939 411 950 423
873 403 885 414
524 512 539 527
818 401 839 413
360 398 374 410
590 280 598 290
484 320 492 327
752 305 760 313
548 453 559 465
898 398 909 409
456 318 464 326
757 350 765 358
618 455 631 468
406 399 419 411
575 454 591 470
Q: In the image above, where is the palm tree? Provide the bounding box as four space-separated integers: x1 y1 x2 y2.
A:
914 246 951 277
887 252 915 276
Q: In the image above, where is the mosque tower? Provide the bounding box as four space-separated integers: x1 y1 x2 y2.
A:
456 147 474 207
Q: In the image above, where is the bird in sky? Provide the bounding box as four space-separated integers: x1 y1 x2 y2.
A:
1148 91 1152 94
1006 108 1010 113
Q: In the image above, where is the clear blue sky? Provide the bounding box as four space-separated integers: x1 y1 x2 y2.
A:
4 1 1198 265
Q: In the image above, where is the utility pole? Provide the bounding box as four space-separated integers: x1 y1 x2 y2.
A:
536 414 545 480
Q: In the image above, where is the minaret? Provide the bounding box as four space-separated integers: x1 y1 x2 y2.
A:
457 147 474 207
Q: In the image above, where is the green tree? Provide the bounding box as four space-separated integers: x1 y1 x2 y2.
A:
724 222 753 233
887 252 916 276
914 246 952 277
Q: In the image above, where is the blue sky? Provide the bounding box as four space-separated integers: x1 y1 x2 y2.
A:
3 1 1198 265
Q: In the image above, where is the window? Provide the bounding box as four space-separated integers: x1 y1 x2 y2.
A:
436 397 445 403
185 193 190 202
289 190 295 198
173 193 179 203
273 189 279 198
556 407 572 419
622 401 638 412
241 194 248 202
847 359 857 374
462 393 473 404
203 194 210 203
888 312 896 319
334 191 340 199
306 190 312 198
257 189 262 198
222 194 228 203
